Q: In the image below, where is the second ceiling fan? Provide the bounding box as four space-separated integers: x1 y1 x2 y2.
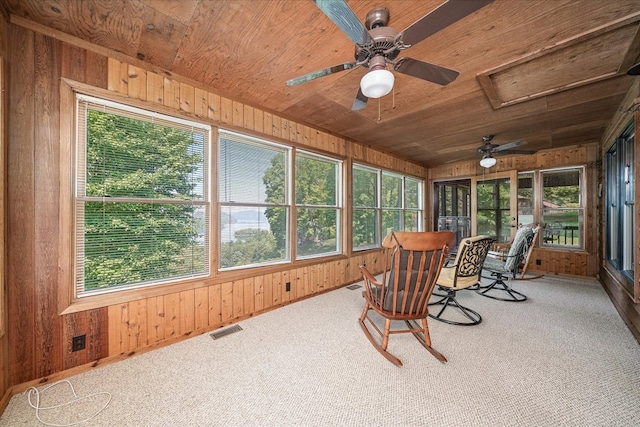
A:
286 0 494 110
477 135 536 168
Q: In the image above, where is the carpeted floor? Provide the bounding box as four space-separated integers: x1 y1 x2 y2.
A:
2 275 639 426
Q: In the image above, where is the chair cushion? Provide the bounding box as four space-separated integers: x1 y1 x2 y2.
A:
436 266 480 289
436 235 492 289
483 256 509 273
372 286 424 313
503 227 534 271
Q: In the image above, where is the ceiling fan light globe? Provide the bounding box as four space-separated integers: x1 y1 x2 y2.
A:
480 156 497 168
360 69 394 98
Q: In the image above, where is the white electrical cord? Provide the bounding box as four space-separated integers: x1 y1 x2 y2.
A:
24 379 111 426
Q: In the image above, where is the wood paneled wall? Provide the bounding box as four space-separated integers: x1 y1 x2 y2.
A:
428 144 600 277
4 22 415 391
0 6 10 410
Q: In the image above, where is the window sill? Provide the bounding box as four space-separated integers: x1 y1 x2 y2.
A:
60 253 351 314
60 275 213 315
537 245 588 254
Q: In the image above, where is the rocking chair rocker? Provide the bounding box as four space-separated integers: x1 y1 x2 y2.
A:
359 231 454 366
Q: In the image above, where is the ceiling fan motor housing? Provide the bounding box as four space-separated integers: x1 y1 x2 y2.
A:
365 7 390 29
354 26 400 64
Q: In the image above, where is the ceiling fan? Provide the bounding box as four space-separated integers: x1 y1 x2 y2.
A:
286 0 494 110
477 135 536 168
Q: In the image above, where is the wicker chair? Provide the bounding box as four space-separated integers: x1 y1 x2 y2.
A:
429 235 494 325
359 231 454 366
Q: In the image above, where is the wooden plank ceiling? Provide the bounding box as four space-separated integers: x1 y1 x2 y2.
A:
4 0 640 167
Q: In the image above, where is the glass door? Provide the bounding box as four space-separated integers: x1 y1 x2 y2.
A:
433 180 471 250
472 170 518 243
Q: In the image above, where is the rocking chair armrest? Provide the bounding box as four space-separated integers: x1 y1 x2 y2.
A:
360 265 383 288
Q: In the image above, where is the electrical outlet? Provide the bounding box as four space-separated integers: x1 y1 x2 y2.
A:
536 259 542 265
285 282 291 292
72 334 86 352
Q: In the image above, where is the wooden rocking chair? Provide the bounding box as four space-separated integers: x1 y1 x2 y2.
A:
359 231 454 366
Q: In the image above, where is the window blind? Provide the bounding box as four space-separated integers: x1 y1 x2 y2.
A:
75 95 210 296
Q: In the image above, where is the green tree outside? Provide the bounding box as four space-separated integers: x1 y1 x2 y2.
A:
352 166 378 247
83 110 206 290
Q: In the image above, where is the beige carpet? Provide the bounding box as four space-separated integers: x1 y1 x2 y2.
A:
1 275 639 426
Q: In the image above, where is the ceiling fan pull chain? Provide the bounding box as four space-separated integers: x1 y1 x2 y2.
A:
392 85 396 110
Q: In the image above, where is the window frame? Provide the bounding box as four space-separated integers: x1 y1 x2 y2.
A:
352 163 424 251
59 80 219 313
74 94 212 298
217 130 345 270
403 176 424 232
352 164 381 251
217 129 292 271
381 171 404 236
294 149 343 260
517 171 535 227
539 166 585 249
516 167 586 250
605 122 634 285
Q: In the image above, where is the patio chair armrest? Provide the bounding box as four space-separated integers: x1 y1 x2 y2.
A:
487 250 507 261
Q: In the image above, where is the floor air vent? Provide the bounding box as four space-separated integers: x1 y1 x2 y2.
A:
210 325 243 340
346 284 362 290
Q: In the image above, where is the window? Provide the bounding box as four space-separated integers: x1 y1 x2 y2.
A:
606 123 634 283
218 130 290 270
518 172 535 226
382 172 403 234
352 164 423 251
404 177 423 232
540 167 584 248
353 165 379 250
295 151 342 259
219 132 343 268
75 95 210 297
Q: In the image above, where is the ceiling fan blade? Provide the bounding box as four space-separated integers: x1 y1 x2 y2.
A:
352 87 368 110
312 0 372 46
400 0 494 47
394 57 459 86
444 154 473 164
493 140 527 152
286 62 357 86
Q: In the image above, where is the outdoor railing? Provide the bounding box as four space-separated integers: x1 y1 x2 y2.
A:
543 224 579 245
